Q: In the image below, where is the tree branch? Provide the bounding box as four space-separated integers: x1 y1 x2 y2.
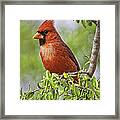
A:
87 20 100 77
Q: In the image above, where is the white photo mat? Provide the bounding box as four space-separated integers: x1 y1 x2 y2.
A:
5 5 115 115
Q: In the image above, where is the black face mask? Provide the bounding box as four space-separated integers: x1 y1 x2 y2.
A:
39 38 46 46
38 30 48 46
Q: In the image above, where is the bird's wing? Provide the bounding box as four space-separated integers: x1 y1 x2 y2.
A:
61 42 80 71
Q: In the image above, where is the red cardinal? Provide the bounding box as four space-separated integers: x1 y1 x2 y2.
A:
33 20 80 82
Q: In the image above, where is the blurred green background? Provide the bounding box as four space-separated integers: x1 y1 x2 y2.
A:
20 20 99 91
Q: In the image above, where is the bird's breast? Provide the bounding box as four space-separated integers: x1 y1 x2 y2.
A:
40 44 55 62
39 42 79 74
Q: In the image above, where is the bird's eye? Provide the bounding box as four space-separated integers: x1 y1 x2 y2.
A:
44 30 48 34
40 30 48 36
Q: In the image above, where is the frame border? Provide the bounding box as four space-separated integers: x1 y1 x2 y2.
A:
0 0 119 119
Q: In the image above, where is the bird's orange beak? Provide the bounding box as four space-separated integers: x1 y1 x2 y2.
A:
33 32 44 40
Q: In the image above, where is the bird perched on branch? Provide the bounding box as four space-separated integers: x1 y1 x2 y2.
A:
33 20 80 83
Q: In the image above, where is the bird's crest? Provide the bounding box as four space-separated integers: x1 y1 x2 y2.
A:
38 20 55 31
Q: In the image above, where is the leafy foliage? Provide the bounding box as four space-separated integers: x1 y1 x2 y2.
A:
20 70 100 100
75 20 97 28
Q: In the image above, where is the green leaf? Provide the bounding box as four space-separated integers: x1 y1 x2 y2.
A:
95 89 100 97
64 95 72 100
37 82 42 89
92 77 98 89
86 20 92 26
63 72 68 79
26 92 34 99
83 61 90 69
85 81 88 88
75 87 80 97
91 91 95 99
81 20 86 28
76 20 80 23
46 70 51 79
